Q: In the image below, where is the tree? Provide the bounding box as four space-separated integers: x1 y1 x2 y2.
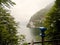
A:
0 0 15 8
0 7 19 45
44 0 60 45
0 0 20 45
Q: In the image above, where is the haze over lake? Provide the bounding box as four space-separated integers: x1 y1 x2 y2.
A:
10 0 55 42
11 0 54 23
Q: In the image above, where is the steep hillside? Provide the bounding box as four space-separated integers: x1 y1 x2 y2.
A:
27 2 54 28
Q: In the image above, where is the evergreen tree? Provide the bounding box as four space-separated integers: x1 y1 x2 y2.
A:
0 7 19 45
44 0 60 45
0 0 27 45
0 0 19 45
0 0 15 8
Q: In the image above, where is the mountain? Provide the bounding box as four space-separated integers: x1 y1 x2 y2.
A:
27 2 54 28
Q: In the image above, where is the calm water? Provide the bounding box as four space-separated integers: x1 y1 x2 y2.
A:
17 22 41 44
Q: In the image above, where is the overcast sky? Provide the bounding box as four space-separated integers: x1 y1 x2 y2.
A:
11 0 55 24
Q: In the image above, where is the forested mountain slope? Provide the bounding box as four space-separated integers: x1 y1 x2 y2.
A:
27 2 54 28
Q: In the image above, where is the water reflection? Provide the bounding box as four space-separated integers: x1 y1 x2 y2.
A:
18 25 42 42
30 28 41 41
18 23 41 45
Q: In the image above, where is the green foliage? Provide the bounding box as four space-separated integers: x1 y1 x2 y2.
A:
0 7 19 45
55 0 60 7
0 0 15 8
0 0 27 45
44 0 60 45
22 43 28 45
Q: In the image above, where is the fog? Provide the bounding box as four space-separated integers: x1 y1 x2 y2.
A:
11 0 55 25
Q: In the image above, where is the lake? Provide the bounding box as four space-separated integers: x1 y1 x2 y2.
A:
17 22 41 45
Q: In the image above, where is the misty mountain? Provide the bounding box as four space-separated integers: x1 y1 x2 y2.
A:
27 2 54 28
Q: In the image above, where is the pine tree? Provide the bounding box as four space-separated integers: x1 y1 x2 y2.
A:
0 7 19 45
0 0 15 8
0 0 19 45
0 0 27 45
44 0 60 45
